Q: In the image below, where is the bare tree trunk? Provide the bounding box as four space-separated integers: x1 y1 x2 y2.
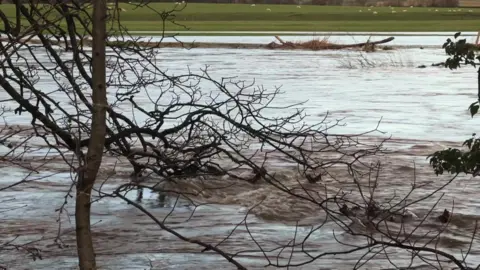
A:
75 0 107 269
13 0 21 36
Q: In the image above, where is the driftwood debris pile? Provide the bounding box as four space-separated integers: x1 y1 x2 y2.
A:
267 35 395 51
0 35 396 51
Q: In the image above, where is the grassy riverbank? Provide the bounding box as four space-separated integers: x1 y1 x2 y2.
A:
1 3 480 33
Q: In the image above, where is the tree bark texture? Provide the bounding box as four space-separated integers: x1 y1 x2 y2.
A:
75 0 107 269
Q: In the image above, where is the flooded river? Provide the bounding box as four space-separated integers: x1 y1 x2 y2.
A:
1 34 479 269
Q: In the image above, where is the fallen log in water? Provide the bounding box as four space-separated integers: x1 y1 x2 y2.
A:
339 37 395 48
0 36 395 51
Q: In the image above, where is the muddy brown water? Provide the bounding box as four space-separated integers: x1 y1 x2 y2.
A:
1 35 480 269
1 145 478 270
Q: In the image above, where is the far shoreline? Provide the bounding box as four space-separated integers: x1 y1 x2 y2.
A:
127 31 478 37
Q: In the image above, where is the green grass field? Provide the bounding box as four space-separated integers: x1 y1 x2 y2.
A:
1 3 480 33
